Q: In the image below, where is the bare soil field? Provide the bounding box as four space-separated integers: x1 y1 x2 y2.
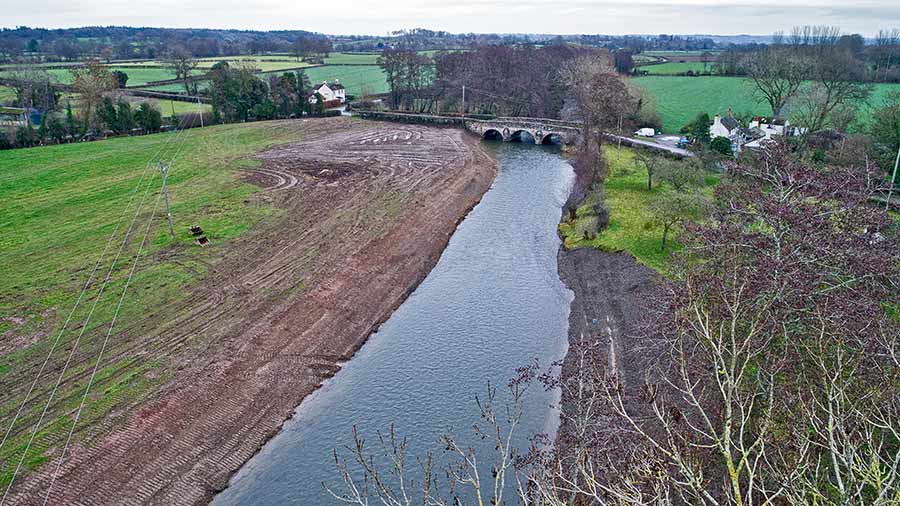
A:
6 118 496 505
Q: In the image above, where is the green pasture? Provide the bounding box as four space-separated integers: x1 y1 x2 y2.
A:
0 85 14 104
298 65 388 96
641 61 713 75
633 76 900 133
0 120 304 488
324 52 381 65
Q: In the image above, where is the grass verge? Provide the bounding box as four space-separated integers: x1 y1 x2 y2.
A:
559 146 718 275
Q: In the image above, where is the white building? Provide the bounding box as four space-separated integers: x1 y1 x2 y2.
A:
710 114 741 141
749 117 804 138
308 80 346 105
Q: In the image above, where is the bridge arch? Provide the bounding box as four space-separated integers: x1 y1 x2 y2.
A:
482 128 504 141
541 133 563 145
464 118 581 146
509 130 537 144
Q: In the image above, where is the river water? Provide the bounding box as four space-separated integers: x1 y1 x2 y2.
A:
213 141 575 505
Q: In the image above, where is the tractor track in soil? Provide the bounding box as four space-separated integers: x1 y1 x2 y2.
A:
4 117 497 505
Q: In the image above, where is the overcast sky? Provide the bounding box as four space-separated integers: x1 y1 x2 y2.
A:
2 0 897 36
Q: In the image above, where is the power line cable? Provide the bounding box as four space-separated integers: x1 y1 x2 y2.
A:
0 113 194 460
42 174 166 506
39 115 198 504
0 116 194 505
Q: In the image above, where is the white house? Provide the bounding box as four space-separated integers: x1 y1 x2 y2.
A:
308 80 346 105
0 106 28 128
709 114 741 141
749 117 805 138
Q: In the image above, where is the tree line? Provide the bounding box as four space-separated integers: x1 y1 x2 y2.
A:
0 27 330 63
716 26 900 83
2 58 333 149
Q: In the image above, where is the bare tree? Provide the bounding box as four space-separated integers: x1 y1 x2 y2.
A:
164 45 199 95
634 151 664 191
744 44 806 119
560 53 637 184
70 60 116 133
326 378 532 506
648 189 707 250
790 47 872 139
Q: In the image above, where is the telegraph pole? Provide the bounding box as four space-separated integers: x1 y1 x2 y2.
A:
158 163 175 239
197 97 204 128
461 85 465 118
886 143 900 213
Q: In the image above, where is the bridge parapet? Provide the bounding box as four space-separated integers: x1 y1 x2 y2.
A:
463 118 581 145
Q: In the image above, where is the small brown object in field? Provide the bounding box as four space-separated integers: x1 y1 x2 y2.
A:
195 236 210 247
189 225 204 236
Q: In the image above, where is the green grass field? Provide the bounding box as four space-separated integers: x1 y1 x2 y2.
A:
114 67 192 86
324 52 381 65
0 85 14 105
195 57 312 72
559 147 718 274
127 97 211 115
644 50 717 57
633 76 900 133
1 67 192 86
641 61 713 75
0 121 303 488
298 65 388 96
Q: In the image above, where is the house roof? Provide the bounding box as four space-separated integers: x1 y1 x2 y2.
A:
313 81 344 91
738 127 765 141
720 115 739 131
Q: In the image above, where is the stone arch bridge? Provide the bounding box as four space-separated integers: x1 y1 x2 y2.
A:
464 117 581 145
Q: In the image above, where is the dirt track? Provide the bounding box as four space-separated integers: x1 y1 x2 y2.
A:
8 118 497 505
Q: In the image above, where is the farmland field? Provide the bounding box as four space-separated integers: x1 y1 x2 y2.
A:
286 65 388 96
633 76 900 133
303 65 388 95
0 66 193 86
0 121 303 490
643 50 717 57
0 85 14 104
195 57 312 72
123 97 211 115
114 67 191 85
641 61 713 75
324 52 381 65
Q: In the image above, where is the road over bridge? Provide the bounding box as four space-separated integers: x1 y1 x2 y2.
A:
463 117 582 145
354 110 692 157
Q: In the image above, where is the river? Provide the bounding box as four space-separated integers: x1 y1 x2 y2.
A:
213 141 575 505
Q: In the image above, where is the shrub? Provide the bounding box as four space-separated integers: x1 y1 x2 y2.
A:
710 136 733 156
